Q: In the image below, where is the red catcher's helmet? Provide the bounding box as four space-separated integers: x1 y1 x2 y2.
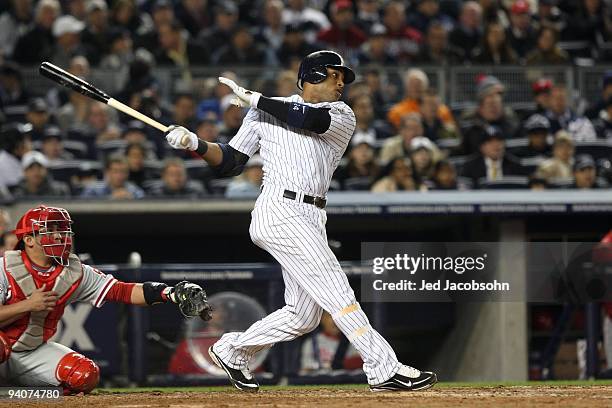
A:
12 205 74 266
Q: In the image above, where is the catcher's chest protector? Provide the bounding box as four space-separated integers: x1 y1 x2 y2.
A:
3 250 83 351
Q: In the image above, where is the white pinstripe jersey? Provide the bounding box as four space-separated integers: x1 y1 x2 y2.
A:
229 95 356 197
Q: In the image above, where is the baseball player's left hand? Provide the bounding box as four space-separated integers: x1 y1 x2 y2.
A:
169 281 213 320
219 77 261 108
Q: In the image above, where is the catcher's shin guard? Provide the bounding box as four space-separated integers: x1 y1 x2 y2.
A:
0 331 10 363
55 352 100 394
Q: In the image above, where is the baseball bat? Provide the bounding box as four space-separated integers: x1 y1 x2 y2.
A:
39 62 193 148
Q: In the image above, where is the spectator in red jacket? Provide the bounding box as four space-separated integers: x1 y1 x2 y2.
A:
317 0 367 61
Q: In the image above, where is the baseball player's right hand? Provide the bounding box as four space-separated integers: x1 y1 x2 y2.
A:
26 285 58 312
165 125 198 151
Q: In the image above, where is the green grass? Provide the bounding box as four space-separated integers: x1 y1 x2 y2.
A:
94 380 612 394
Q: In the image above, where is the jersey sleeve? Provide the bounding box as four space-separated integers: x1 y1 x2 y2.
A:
316 101 356 152
0 260 8 305
229 107 261 157
70 264 117 308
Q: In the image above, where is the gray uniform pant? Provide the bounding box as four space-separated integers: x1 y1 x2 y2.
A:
0 342 72 386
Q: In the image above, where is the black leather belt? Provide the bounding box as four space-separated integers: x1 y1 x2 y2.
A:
283 189 327 209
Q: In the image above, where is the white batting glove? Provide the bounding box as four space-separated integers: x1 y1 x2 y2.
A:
166 125 197 151
218 76 261 108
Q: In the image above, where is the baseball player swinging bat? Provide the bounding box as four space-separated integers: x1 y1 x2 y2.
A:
39 62 193 147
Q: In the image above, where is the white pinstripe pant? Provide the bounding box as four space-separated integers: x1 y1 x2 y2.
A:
213 186 400 385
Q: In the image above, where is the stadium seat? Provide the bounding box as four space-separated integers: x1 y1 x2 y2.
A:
208 178 232 196
574 141 612 161
343 177 371 191
478 177 529 189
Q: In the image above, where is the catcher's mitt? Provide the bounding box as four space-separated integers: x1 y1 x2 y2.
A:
171 281 213 320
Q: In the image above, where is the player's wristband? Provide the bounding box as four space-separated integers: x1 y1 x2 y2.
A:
142 282 174 305
195 138 209 155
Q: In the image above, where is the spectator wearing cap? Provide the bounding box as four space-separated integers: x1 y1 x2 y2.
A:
381 0 423 62
316 0 368 61
409 136 437 183
26 98 53 141
514 114 553 159
277 22 322 67
535 130 574 182
356 23 397 66
421 89 460 143
51 15 91 68
333 132 380 190
593 96 612 140
0 0 33 58
546 85 597 141
428 160 460 190
474 21 519 64
175 0 212 38
533 0 567 33
354 0 382 34
506 0 537 59
0 123 33 190
226 154 264 198
529 78 553 117
351 94 392 140
0 62 30 110
572 154 598 189
135 0 175 51
416 21 464 65
196 118 220 142
111 0 153 37
11 151 70 199
12 0 60 64
371 157 420 192
525 26 569 65
198 1 240 54
564 0 611 47
460 75 519 154
448 1 483 62
217 94 244 143
155 21 209 67
81 154 145 199
80 0 111 65
585 71 612 120
282 0 331 44
461 128 526 188
256 0 286 52
40 126 74 161
214 25 267 65
387 68 454 131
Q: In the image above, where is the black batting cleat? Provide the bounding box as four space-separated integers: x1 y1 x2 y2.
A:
370 365 438 392
208 346 259 392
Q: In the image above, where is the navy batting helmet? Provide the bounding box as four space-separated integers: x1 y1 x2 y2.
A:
297 50 356 90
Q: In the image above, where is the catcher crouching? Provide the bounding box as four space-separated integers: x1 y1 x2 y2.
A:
0 205 212 394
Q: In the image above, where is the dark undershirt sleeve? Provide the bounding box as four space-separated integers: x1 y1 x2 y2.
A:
257 96 332 134
210 143 250 177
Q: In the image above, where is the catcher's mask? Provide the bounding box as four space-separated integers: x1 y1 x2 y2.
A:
13 205 74 266
297 50 356 90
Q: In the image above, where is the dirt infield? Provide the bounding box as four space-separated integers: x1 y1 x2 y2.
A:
8 384 612 408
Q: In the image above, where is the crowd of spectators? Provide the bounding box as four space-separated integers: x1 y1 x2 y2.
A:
0 0 612 202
